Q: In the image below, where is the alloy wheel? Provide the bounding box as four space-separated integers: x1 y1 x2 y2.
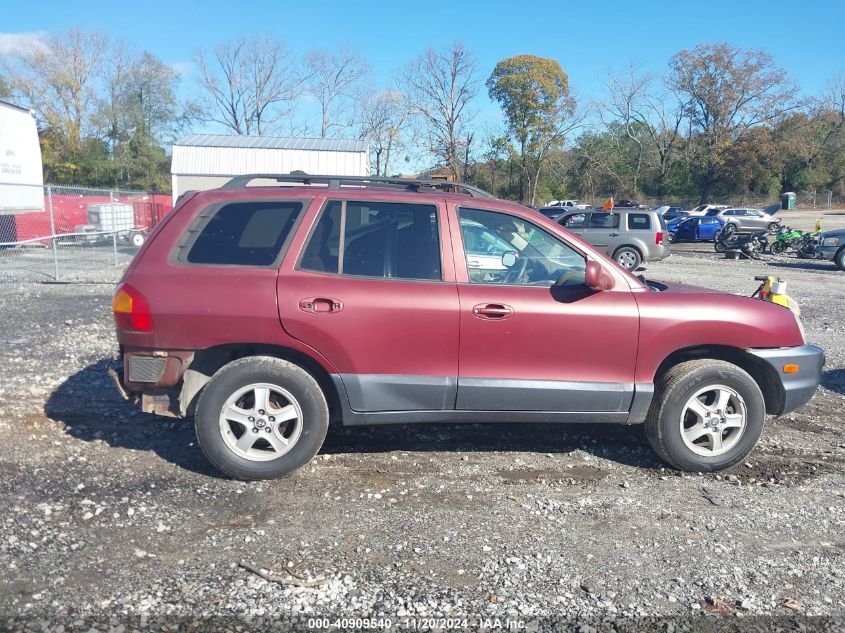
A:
679 384 747 457
218 382 303 461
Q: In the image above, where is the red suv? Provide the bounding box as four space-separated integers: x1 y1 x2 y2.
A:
111 175 824 480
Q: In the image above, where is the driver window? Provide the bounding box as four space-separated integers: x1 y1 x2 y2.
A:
458 207 585 287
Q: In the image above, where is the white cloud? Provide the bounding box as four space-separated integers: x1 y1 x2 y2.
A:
0 31 48 56
170 61 194 77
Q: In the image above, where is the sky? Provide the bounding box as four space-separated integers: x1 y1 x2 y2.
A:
2 0 844 139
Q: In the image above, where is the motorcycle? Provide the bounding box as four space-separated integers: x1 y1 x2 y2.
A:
713 228 768 259
769 226 804 255
795 232 821 259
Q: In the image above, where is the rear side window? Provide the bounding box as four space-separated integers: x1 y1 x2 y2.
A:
300 200 441 281
560 213 586 228
588 213 619 229
185 201 303 266
628 213 651 230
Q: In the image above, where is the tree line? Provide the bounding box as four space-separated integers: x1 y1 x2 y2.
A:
1 28 843 206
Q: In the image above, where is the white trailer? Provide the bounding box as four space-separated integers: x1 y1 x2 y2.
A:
0 100 44 213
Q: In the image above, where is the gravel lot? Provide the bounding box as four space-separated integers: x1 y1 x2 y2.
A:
1 216 843 632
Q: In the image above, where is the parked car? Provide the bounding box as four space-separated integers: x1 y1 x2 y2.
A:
557 209 669 270
688 204 729 217
704 208 781 234
654 205 689 222
546 199 589 210
666 215 725 243
817 229 845 270
111 174 823 480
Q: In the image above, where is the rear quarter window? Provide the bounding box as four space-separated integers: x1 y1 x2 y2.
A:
179 200 304 267
627 213 651 230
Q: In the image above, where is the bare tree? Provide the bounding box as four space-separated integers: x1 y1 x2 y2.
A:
307 47 369 138
356 87 408 176
668 43 798 203
601 65 650 196
4 28 107 151
601 64 687 198
194 36 307 135
400 42 479 180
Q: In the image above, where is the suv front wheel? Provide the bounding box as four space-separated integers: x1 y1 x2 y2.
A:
194 356 329 480
644 359 765 471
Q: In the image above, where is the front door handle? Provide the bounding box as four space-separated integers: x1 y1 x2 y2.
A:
299 297 343 313
608 232 619 237
472 303 514 320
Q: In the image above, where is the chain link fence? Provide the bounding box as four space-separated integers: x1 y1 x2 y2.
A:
0 183 172 283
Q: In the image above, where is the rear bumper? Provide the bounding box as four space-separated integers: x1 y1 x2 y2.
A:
749 344 825 416
645 243 671 262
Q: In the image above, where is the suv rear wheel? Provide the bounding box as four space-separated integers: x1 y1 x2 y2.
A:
644 359 765 471
194 356 329 480
614 246 642 270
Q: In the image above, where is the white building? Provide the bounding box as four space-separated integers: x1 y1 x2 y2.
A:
170 134 370 201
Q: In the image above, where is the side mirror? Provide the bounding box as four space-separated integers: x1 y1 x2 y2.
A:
585 261 613 291
501 251 517 268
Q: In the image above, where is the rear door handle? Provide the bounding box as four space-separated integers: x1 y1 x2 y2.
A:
472 303 514 319
608 233 619 236
299 297 343 313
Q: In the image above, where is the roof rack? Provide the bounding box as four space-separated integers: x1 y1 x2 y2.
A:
220 173 494 199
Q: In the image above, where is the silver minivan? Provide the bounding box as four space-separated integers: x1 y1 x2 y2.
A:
557 208 670 270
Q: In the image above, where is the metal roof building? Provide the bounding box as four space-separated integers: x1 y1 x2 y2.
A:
171 134 370 200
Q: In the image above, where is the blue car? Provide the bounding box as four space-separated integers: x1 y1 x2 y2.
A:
667 215 725 243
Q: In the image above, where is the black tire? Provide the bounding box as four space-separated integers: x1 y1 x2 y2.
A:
722 223 737 237
767 222 779 235
668 231 678 244
714 240 726 253
644 359 765 472
194 356 329 480
614 246 642 270
770 241 785 255
835 247 845 272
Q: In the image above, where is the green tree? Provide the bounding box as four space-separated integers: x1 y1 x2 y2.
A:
5 28 107 155
668 43 796 203
487 54 580 205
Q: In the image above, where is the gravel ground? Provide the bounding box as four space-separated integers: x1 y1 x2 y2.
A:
0 237 843 632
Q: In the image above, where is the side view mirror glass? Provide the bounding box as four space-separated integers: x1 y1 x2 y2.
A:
501 251 517 268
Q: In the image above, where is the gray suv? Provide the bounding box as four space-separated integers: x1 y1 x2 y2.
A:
817 229 845 270
705 207 781 233
557 209 670 270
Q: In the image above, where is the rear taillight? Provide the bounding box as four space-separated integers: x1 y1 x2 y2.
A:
112 284 153 332
655 231 664 245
